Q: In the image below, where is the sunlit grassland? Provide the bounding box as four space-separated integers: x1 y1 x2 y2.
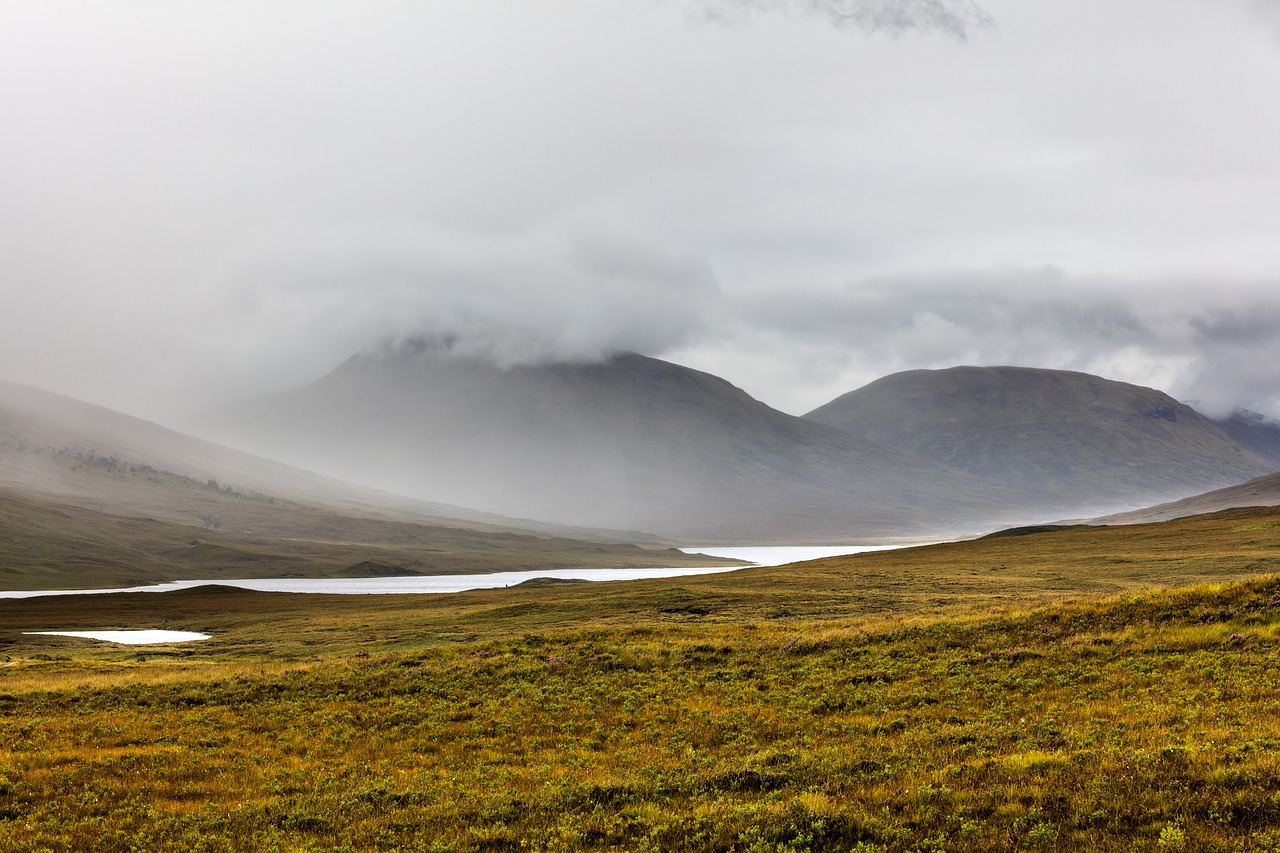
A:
3 507 1280 851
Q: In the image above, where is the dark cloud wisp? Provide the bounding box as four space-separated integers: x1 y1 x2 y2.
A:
711 272 1280 418
685 0 995 39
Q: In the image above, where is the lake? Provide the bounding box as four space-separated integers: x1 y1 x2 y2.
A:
0 544 913 598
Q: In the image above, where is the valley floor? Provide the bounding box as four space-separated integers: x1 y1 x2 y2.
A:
3 507 1280 851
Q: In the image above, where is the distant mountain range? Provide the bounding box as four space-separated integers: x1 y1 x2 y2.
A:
190 349 1017 542
6 351 1278 575
189 350 1279 542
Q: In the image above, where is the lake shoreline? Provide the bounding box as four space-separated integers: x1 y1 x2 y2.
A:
0 544 919 598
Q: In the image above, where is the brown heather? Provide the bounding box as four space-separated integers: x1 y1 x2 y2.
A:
2 506 1280 851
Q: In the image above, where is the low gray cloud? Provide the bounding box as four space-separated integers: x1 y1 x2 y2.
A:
183 221 718 404
685 0 995 39
1254 0 1280 36
4 1 1280 430
188 256 1280 421
692 272 1280 419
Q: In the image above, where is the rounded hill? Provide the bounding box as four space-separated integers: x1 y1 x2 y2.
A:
804 366 1275 515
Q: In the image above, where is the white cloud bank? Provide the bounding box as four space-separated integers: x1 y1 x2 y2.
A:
2 0 1280 423
192 220 718 380
673 272 1280 418
683 0 994 39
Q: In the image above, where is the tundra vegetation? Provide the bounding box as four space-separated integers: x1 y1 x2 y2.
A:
3 507 1280 851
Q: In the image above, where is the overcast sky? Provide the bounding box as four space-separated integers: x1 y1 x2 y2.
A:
4 0 1280 421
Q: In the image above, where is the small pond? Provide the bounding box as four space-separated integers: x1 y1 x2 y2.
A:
24 630 211 645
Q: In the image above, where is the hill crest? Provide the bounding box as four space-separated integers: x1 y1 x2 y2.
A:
803 365 1275 515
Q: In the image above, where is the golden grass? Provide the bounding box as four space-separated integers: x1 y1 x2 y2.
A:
2 507 1280 850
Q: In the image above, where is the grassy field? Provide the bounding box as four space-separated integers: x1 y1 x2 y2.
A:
3 507 1280 850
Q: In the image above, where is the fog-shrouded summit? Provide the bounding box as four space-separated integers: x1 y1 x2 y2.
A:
804 366 1277 514
190 347 1026 543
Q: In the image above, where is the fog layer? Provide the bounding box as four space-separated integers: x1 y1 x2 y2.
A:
3 1 1280 419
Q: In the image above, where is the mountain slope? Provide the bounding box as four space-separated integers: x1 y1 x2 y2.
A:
1213 409 1280 468
804 366 1275 516
191 349 1022 542
0 381 740 589
0 379 667 542
1090 471 1280 526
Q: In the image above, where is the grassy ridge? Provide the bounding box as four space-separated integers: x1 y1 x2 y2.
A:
0 485 738 591
3 508 1280 850
7 505 1276 650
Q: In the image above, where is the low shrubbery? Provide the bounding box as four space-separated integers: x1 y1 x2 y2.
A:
5 577 1280 850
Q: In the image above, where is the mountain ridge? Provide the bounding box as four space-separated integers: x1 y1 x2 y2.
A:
0 378 661 543
803 365 1276 516
191 350 1025 543
1089 471 1280 526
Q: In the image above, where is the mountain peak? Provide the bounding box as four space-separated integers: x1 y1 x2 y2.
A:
804 365 1274 509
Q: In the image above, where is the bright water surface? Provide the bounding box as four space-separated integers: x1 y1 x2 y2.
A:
682 544 909 566
24 630 211 644
0 544 912 599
